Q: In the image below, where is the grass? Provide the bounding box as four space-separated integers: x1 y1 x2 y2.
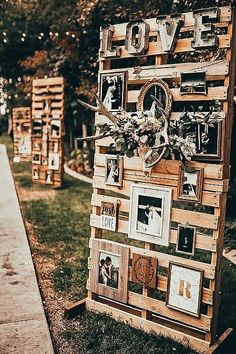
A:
1 134 236 353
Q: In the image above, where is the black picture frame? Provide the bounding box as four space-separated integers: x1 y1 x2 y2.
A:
176 225 196 256
99 71 127 112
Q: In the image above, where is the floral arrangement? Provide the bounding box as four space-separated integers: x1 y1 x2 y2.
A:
96 100 224 163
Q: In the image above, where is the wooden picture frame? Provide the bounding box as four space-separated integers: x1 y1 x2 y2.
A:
105 155 123 187
128 184 172 246
48 152 60 170
32 153 41 165
178 167 203 203
89 239 129 304
50 119 61 138
99 71 127 112
180 71 207 95
166 262 203 318
131 253 158 288
137 78 172 117
176 225 196 256
192 121 222 161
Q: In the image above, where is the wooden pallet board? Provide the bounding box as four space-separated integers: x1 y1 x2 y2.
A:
85 5 236 353
12 107 31 162
31 77 65 187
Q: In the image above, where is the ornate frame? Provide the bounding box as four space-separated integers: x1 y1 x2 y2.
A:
137 78 172 117
177 167 204 203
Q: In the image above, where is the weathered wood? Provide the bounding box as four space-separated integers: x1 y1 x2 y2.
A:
64 298 87 319
205 328 235 354
86 299 210 353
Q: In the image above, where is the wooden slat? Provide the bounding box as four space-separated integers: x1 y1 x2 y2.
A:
94 154 224 180
100 60 229 82
90 214 218 246
128 87 228 103
112 36 230 59
86 299 210 353
93 175 221 208
32 93 64 101
128 292 211 331
32 77 64 86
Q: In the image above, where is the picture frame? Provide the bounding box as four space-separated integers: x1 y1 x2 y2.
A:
100 201 119 232
131 253 158 288
32 167 39 180
128 184 172 246
32 153 41 165
105 155 123 188
176 225 196 256
137 78 172 118
192 121 222 161
180 72 207 95
32 119 42 137
48 152 60 170
50 119 61 138
99 71 127 112
89 239 129 303
166 262 203 318
178 167 203 203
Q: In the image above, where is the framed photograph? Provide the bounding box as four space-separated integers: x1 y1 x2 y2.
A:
18 136 31 155
166 262 203 317
99 71 127 112
32 141 42 152
32 119 42 137
48 152 60 170
32 167 39 180
45 170 53 184
192 122 222 160
51 119 61 138
100 201 118 232
89 239 129 303
180 72 207 95
137 78 172 118
105 155 123 187
131 253 158 288
32 153 41 165
128 184 172 246
178 167 203 203
176 225 196 256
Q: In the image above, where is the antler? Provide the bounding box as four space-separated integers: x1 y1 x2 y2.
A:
77 91 118 124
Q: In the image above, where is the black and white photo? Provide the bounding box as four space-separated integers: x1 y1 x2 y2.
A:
105 155 123 187
32 153 41 165
176 225 196 256
178 167 203 203
129 184 172 246
32 119 42 137
100 71 127 111
51 119 61 138
193 122 221 160
98 251 119 289
48 152 60 170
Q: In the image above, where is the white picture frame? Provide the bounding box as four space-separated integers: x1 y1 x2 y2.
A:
166 262 203 317
128 184 172 246
48 152 60 170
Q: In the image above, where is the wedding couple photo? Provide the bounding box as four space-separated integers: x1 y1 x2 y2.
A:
136 195 162 236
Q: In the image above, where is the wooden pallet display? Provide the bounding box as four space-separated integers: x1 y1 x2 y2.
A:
85 6 236 353
12 107 31 162
31 77 65 187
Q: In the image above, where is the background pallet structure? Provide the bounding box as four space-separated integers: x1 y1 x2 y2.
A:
12 107 31 162
86 6 236 353
31 77 65 187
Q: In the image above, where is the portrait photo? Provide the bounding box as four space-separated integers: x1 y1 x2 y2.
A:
51 119 61 138
32 153 41 165
192 122 222 160
105 155 123 187
129 184 172 246
98 251 119 289
100 71 127 111
176 225 196 256
48 152 60 170
32 168 39 180
166 263 203 317
32 119 42 137
90 239 129 304
178 167 203 203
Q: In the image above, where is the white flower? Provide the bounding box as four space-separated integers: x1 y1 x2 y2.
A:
140 135 148 144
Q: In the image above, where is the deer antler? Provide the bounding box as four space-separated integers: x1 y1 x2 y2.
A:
77 91 118 124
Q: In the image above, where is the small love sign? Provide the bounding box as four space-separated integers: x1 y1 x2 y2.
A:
100 201 118 232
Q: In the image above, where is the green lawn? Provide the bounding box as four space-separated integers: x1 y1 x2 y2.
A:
1 134 235 354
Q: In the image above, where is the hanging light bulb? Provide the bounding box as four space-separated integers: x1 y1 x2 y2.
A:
3 38 7 43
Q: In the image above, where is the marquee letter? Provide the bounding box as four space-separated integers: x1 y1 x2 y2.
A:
125 19 150 56
192 7 220 49
157 15 185 52
100 25 121 58
178 279 192 299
